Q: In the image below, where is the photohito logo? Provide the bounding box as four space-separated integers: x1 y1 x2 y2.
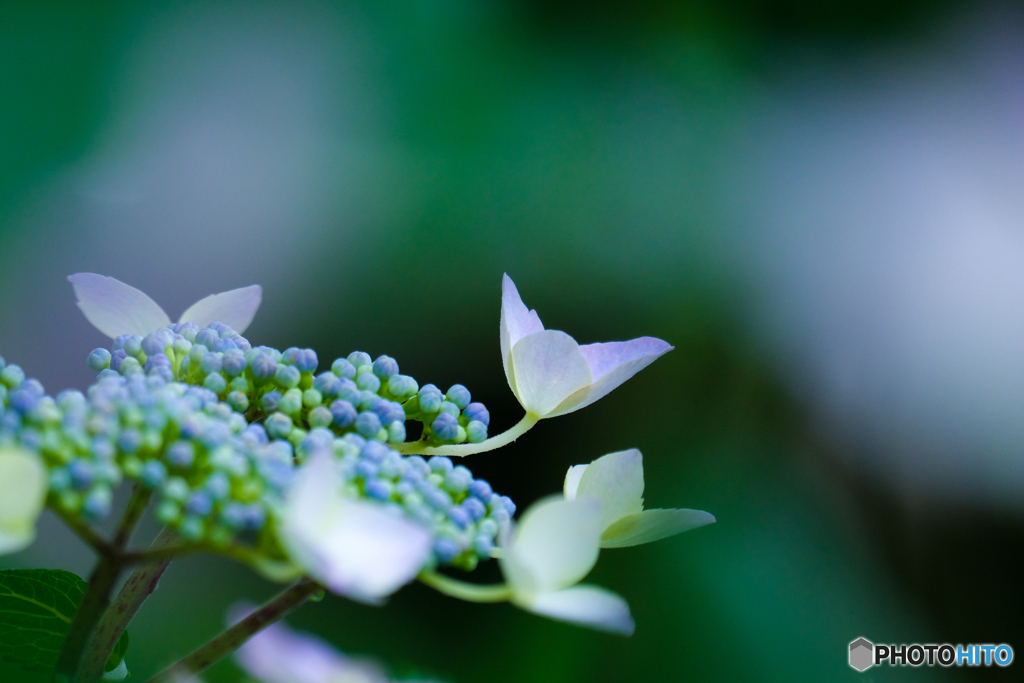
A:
849 637 1013 671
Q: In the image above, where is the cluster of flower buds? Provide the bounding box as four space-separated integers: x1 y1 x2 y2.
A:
89 325 491 452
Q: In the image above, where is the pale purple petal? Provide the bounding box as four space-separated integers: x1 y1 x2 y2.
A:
500 274 544 387
179 284 262 333
562 465 588 501
68 273 171 338
547 337 673 417
577 337 673 382
575 450 645 531
281 453 432 602
500 497 602 596
235 611 388 683
601 508 716 549
527 585 635 636
509 330 592 417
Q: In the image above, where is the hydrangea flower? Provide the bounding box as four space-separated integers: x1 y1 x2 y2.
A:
564 449 715 548
499 496 634 635
279 452 433 602
233 607 389 683
68 273 262 338
500 274 672 419
0 445 48 554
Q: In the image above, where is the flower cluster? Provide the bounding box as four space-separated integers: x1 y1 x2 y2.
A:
1 269 713 674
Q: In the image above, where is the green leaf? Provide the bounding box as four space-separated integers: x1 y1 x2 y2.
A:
0 569 130 677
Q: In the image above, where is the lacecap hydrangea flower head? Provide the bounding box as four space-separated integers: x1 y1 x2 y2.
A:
0 271 713 683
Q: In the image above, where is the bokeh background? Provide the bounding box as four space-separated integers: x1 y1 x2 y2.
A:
2 1 1023 681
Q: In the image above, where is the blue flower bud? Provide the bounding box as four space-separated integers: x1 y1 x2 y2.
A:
465 402 490 426
88 348 112 371
448 506 471 529
387 422 406 444
498 495 516 516
1 364 26 389
221 503 248 529
428 456 454 474
466 420 488 444
463 497 486 521
365 479 393 501
199 352 224 375
229 377 249 393
329 400 357 428
445 384 471 409
163 477 190 502
308 406 333 428
49 467 72 492
445 466 473 493
227 391 249 413
438 401 460 418
178 516 205 540
222 350 247 376
205 472 231 499
356 372 381 393
118 428 142 453
173 338 192 356
431 413 459 440
387 374 418 398
252 354 277 380
275 365 301 389
372 355 399 380
9 389 39 414
83 486 113 521
347 351 371 369
279 389 303 415
355 411 382 439
419 387 443 414
211 337 238 353
302 389 323 408
140 460 168 488
360 440 390 463
186 490 213 516
204 373 227 394
194 328 218 348
335 378 360 404
108 349 127 373
403 455 429 478
261 390 282 412
313 373 342 398
355 459 378 480
141 335 165 356
468 479 493 501
167 441 195 468
177 323 199 342
123 336 143 358
265 413 293 440
331 358 356 379
474 535 494 557
293 349 318 373
433 538 459 562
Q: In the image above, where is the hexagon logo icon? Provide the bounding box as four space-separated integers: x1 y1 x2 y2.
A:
849 637 874 672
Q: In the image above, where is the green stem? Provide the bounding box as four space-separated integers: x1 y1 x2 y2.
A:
76 529 179 683
50 485 152 683
52 507 115 558
396 413 539 457
144 579 321 683
418 570 513 603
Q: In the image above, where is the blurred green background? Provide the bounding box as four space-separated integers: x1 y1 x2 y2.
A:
2 1 1021 681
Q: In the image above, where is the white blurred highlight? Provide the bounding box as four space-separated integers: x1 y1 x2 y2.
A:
736 7 1024 508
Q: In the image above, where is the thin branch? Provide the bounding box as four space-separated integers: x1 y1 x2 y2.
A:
145 579 322 683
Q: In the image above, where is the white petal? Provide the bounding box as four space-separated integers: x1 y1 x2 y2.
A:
67 273 171 338
526 585 635 636
563 465 588 501
0 447 47 555
179 285 263 333
601 508 716 549
576 449 645 531
281 454 432 601
500 274 544 392
510 330 592 417
501 496 602 596
235 615 388 683
547 337 673 417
